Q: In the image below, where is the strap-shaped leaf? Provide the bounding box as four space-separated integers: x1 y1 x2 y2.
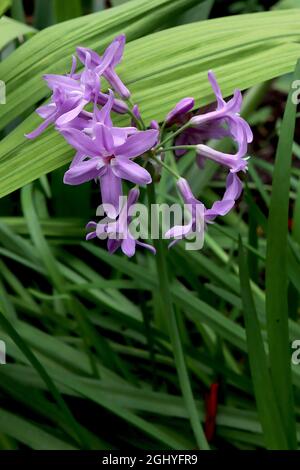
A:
0 16 36 51
0 8 300 198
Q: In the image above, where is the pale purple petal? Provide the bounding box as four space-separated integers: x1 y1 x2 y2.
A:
196 144 248 173
115 129 158 159
94 123 114 153
104 68 130 99
60 128 99 156
136 240 156 254
177 177 196 204
64 159 103 185
43 74 80 92
36 103 56 119
165 97 194 124
207 70 225 108
150 120 160 131
25 115 55 139
109 34 126 67
112 158 152 185
56 99 88 126
165 221 193 240
99 166 122 213
121 237 136 257
205 173 243 222
94 90 114 126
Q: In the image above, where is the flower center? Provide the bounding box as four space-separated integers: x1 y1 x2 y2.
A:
103 155 115 165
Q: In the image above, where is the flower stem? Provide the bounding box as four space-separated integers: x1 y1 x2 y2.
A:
147 179 210 450
155 145 197 154
154 121 191 149
150 153 180 180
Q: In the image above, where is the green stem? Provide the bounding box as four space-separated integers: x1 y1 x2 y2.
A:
147 180 210 450
154 122 191 149
155 145 197 153
150 153 180 179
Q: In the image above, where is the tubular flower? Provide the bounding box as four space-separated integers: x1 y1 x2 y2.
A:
165 71 253 172
165 177 205 248
86 188 156 257
165 173 243 246
77 34 130 99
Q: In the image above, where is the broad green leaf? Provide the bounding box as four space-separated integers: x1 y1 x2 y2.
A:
0 0 10 17
1 9 300 197
265 59 300 449
0 0 200 129
54 0 83 22
0 16 36 60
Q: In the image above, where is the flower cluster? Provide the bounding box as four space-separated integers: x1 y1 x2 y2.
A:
27 34 252 257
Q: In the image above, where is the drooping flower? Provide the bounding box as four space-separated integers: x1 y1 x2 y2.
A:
165 71 253 171
165 177 205 248
85 188 156 257
165 97 194 125
77 34 130 100
204 172 243 222
165 173 243 247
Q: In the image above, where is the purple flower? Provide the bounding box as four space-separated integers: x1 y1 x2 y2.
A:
62 92 158 211
26 37 129 140
77 34 130 100
165 71 252 172
165 173 243 247
204 172 243 222
165 97 194 125
192 72 252 172
86 188 156 257
165 177 205 248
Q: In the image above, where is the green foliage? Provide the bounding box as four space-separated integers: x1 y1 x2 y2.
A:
0 0 300 451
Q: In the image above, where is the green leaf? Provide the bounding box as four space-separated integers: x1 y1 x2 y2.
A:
265 59 300 449
1 9 300 197
0 16 36 52
54 0 83 22
0 311 90 448
238 238 289 450
0 408 76 450
0 0 11 17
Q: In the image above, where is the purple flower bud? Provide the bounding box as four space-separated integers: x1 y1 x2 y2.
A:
165 97 194 124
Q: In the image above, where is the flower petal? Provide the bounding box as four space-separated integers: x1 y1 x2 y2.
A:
112 158 152 185
94 123 114 154
115 129 158 159
56 100 87 127
64 159 103 185
25 115 55 139
99 166 122 214
104 68 130 99
121 237 136 257
60 128 99 157
165 97 194 124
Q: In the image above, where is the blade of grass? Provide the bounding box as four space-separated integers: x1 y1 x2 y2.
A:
265 59 300 449
147 180 209 450
0 312 90 449
238 238 289 449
